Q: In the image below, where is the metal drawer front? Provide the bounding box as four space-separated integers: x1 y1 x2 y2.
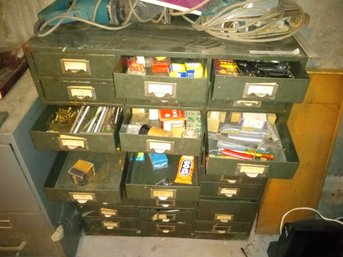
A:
44 152 128 204
31 105 122 153
195 221 253 238
197 199 258 223
125 154 200 201
140 221 193 238
83 217 139 236
40 79 116 104
32 52 118 79
113 56 208 105
200 182 265 200
212 61 309 103
78 204 137 219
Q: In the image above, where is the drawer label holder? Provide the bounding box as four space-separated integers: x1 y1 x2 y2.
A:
67 85 96 100
146 139 174 153
58 135 89 151
144 81 176 98
69 192 95 204
218 187 239 198
243 82 278 99
151 188 176 200
100 208 118 218
102 221 119 230
61 58 91 75
236 163 268 177
214 214 234 223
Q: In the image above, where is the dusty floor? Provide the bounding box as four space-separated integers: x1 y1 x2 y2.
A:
76 230 278 257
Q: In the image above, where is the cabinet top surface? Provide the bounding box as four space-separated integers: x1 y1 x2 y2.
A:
27 21 308 60
0 71 38 136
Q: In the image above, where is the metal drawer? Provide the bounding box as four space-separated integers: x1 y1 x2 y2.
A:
211 61 309 103
197 199 258 223
31 105 122 152
206 112 299 179
119 108 204 156
83 217 139 236
200 181 265 200
31 52 118 79
125 154 200 202
0 213 62 257
138 207 194 223
44 152 128 205
195 221 252 238
136 199 197 209
200 170 267 185
78 204 137 219
140 221 193 238
40 78 116 104
207 99 289 112
113 56 208 105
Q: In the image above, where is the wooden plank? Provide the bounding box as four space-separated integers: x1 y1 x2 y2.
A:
256 73 343 234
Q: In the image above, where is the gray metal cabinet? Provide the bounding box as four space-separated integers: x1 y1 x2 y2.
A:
0 72 81 256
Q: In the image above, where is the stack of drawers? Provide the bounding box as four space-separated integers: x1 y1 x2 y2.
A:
25 22 309 240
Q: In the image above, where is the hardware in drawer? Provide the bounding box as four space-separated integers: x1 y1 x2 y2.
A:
197 199 258 223
138 207 194 223
140 221 193 238
113 56 208 104
31 52 118 79
120 108 203 156
125 154 200 201
31 105 122 152
211 59 309 103
44 151 128 204
39 79 117 104
206 111 299 179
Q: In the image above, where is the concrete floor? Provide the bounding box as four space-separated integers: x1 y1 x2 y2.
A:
76 230 278 257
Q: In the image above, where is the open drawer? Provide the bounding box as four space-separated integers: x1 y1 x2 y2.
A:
113 56 208 105
119 108 204 156
44 151 128 204
211 59 309 103
125 154 200 202
31 105 122 152
206 111 299 179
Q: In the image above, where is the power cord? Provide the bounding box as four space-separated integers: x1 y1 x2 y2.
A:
279 207 343 235
37 0 309 42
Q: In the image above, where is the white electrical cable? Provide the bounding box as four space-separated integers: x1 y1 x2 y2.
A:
279 207 343 235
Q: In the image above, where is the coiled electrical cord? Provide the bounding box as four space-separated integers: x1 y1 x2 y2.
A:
36 0 309 42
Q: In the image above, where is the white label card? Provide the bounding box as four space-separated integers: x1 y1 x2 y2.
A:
145 81 175 98
244 83 277 99
59 135 86 149
147 140 173 153
62 59 89 73
68 86 95 99
238 164 267 177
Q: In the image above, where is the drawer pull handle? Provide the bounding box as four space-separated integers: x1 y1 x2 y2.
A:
219 188 238 198
215 214 234 223
0 241 27 252
100 208 118 218
152 213 176 222
69 192 95 203
102 221 119 230
67 86 96 101
156 199 176 207
146 140 174 154
151 189 176 200
233 100 262 108
0 220 12 229
212 225 231 234
144 81 176 98
58 135 88 151
61 59 90 75
243 83 278 100
157 224 175 233
236 164 268 177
